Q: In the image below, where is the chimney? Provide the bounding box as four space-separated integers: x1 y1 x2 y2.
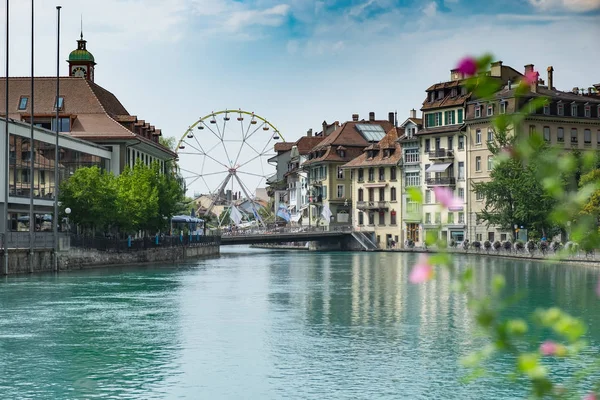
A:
352 114 359 122
388 112 395 125
369 112 375 121
490 60 503 77
450 68 463 81
547 66 554 90
410 108 417 119
572 87 579 95
307 128 313 137
524 64 534 76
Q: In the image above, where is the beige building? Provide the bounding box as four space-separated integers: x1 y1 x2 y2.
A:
465 63 600 242
343 125 403 248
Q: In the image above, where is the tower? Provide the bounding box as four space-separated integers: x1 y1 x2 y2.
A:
67 31 96 82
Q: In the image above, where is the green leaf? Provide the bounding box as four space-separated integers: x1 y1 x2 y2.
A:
407 187 423 204
506 319 528 336
491 275 506 295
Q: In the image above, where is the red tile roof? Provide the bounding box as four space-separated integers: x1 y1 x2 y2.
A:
342 127 404 168
294 136 324 154
274 142 294 152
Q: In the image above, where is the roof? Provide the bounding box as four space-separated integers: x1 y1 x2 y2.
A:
479 84 600 104
417 124 465 136
69 49 94 63
294 136 324 155
0 76 175 157
342 127 404 168
421 93 471 111
274 142 294 152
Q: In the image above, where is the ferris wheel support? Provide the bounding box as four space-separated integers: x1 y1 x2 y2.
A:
204 173 233 218
232 172 266 228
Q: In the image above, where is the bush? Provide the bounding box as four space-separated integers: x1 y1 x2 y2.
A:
449 239 456 248
472 241 481 250
526 240 536 251
407 239 415 249
502 240 512 251
462 240 470 250
493 240 501 250
484 240 492 250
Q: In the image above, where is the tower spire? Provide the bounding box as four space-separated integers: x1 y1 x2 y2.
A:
80 14 83 40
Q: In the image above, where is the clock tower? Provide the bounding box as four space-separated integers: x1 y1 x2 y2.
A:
67 32 96 82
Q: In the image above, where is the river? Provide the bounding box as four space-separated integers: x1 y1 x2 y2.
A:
1 246 599 399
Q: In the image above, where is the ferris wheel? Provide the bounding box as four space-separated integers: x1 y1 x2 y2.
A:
175 109 284 227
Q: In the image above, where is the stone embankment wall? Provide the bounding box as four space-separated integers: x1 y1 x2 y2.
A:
1 245 220 275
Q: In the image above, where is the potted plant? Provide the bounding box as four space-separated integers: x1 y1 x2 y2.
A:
484 240 492 252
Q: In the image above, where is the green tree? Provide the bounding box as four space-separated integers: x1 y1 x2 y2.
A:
580 169 600 217
159 136 176 150
115 162 160 234
58 166 118 234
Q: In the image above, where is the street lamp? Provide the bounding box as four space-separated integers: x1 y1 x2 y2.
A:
65 207 71 233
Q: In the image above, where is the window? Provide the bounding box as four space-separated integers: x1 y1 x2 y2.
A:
557 127 564 142
476 129 482 144
405 148 419 163
435 112 442 126
584 129 591 144
488 232 495 242
448 137 453 149
447 212 454 224
458 162 465 180
18 96 28 110
390 167 397 181
487 128 494 142
322 185 327 199
571 103 577 117
337 167 344 179
425 139 430 152
558 103 564 116
378 167 385 181
425 190 431 204
405 172 420 187
475 105 481 118
51 117 70 132
39 170 46 184
435 213 441 223
21 169 30 183
445 110 455 125
337 185 345 198
358 212 364 225
358 169 364 182
458 187 465 200
571 128 578 143
475 156 481 171
458 212 464 224
476 191 484 200
379 212 385 226
487 105 493 116
368 213 374 225
584 105 591 118
543 104 550 115
543 126 550 142
391 212 397 225
425 213 431 224
391 187 397 201
368 168 374 181
425 112 443 127
500 101 506 114
368 188 374 202
529 125 536 136
458 135 465 150
424 164 430 179
379 187 385 201
458 109 463 123
54 96 64 110
358 189 364 201
487 155 494 171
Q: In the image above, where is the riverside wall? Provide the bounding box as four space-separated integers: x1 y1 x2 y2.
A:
0 245 220 275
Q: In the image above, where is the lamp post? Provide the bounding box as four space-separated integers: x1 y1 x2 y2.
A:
64 207 71 233
53 5 61 272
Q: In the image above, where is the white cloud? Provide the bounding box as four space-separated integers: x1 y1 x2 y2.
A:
422 2 438 17
529 0 600 12
224 4 291 32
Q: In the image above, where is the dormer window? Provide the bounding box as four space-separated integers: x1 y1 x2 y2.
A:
584 104 591 118
451 88 457 97
54 96 64 111
487 104 493 117
499 100 506 114
571 103 577 117
18 96 28 110
543 104 550 115
475 104 481 118
558 102 564 116
437 90 444 100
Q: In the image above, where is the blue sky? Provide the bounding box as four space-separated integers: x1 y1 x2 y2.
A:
1 0 599 194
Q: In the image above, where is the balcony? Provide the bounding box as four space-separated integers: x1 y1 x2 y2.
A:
356 201 389 210
426 177 456 186
428 148 454 159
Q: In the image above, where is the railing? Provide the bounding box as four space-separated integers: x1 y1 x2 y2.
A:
426 177 456 186
220 225 353 237
428 149 454 159
3 231 57 249
356 201 389 210
69 234 221 252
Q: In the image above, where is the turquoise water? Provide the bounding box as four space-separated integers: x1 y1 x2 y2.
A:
1 247 599 399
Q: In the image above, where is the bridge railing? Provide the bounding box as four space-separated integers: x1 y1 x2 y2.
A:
219 225 353 237
68 234 221 252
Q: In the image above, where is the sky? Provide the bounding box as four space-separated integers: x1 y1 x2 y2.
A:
0 0 599 196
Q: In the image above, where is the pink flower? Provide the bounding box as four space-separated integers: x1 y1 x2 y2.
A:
523 70 539 85
540 340 558 356
433 187 463 210
409 254 434 284
584 393 597 400
456 57 477 77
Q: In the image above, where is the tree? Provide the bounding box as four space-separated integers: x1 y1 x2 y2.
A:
59 166 118 234
159 136 176 150
115 162 160 234
580 169 600 217
473 129 558 240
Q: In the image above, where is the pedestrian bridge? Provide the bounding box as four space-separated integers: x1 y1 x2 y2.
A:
220 227 352 246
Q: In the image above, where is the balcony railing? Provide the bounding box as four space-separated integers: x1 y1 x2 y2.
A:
428 149 454 159
426 177 456 186
356 201 389 210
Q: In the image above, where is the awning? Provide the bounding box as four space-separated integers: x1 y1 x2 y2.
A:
426 163 452 173
363 183 387 188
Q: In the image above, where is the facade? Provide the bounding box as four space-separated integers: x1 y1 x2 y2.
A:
303 113 395 227
465 63 600 242
398 110 423 246
343 125 403 248
267 141 294 212
284 130 324 225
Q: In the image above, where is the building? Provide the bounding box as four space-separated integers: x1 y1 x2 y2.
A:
465 63 600 242
343 125 403 248
303 113 396 227
0 33 175 176
267 141 294 212
284 129 324 225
